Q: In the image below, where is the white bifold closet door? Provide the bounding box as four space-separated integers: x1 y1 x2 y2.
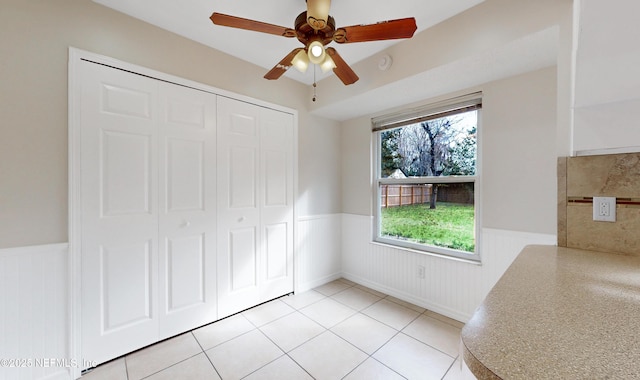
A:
79 61 217 366
216 97 294 318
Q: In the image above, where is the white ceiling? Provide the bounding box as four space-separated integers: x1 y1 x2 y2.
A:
92 0 561 122
312 26 560 121
92 0 484 85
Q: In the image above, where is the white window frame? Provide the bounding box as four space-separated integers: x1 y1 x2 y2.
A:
372 93 482 262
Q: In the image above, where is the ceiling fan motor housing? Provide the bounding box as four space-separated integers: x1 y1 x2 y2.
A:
295 11 336 47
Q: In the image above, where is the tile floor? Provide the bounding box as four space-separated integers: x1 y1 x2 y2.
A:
82 279 476 380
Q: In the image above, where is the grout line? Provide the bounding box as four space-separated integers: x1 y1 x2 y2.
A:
399 331 459 360
124 356 130 380
282 289 329 311
192 331 223 380
440 354 460 380
284 352 318 379
135 352 203 380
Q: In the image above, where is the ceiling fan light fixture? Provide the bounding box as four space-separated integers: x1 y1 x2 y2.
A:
306 0 331 30
319 54 336 73
291 49 310 73
307 40 326 64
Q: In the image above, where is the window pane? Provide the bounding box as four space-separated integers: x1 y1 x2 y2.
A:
380 111 477 178
379 182 475 253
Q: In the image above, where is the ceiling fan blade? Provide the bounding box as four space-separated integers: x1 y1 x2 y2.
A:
333 17 417 44
210 13 296 38
325 48 359 85
264 48 304 80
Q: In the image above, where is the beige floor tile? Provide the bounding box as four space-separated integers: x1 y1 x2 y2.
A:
242 299 295 327
281 289 326 310
81 357 127 380
331 287 382 311
314 279 353 296
424 310 466 329
331 313 397 355
144 353 220 380
299 297 357 328
353 284 388 298
442 357 477 380
205 329 283 380
386 296 426 313
125 333 202 380
243 355 313 380
192 313 255 350
343 358 405 380
289 331 368 380
362 298 421 330
260 311 325 352
373 333 454 380
402 314 461 357
337 278 357 286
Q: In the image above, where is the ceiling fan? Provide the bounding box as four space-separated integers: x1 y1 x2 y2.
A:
210 0 417 85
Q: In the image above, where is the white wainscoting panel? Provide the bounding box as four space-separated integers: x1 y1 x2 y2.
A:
341 214 556 322
0 243 70 380
296 215 342 292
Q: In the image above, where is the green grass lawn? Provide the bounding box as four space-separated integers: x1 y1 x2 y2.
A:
380 202 475 252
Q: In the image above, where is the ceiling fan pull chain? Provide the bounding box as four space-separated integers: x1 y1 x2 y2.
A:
312 65 317 102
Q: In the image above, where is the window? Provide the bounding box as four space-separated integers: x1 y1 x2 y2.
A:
373 93 481 260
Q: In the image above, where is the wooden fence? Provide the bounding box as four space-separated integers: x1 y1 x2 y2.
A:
380 183 474 207
380 184 432 208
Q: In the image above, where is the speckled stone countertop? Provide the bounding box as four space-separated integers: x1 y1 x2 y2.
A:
461 245 640 379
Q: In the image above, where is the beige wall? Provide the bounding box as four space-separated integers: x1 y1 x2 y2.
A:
340 116 373 216
341 67 558 235
298 114 342 215
482 67 557 234
0 0 341 248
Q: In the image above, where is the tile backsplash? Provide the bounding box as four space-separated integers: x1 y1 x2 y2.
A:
558 153 640 255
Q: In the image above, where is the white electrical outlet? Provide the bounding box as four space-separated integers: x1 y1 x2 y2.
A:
417 265 425 279
593 197 616 222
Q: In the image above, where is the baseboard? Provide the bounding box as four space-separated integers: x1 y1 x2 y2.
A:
341 273 472 322
296 272 343 293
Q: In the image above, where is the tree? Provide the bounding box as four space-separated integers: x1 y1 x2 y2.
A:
380 129 401 177
379 113 476 209
442 126 476 176
421 119 450 208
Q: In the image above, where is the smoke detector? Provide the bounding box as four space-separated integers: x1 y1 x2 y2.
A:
378 54 393 71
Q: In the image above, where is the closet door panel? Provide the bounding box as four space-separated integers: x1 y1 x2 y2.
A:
80 61 160 366
260 109 294 298
229 227 258 290
264 150 288 206
165 234 205 310
100 240 153 330
217 97 261 318
229 146 257 208
101 131 152 215
265 223 288 280
158 83 217 339
166 138 204 211
217 98 294 318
